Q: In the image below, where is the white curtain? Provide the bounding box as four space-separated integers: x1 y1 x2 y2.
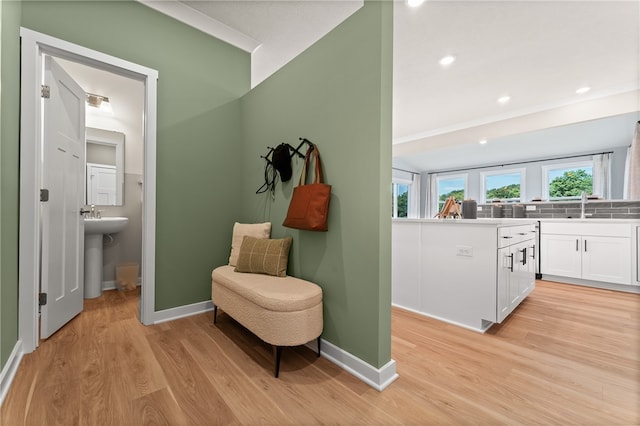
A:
624 122 640 200
408 173 421 218
592 153 611 199
623 145 631 198
425 173 438 218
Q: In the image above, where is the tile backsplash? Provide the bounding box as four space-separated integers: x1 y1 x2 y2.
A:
476 200 640 219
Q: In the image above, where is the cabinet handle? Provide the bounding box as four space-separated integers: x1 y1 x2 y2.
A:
530 244 536 259
576 239 579 251
520 247 527 265
584 239 587 252
509 253 514 272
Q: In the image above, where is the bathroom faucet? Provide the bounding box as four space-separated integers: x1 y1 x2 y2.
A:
90 204 96 218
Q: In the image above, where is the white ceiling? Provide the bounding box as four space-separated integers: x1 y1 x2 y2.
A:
392 0 640 172
136 1 640 172
140 0 363 87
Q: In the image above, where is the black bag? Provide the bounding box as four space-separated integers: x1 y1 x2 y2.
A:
272 143 292 182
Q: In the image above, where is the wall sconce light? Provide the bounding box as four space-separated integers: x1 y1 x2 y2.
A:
86 93 113 114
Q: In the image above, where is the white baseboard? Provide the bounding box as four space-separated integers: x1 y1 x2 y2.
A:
153 300 214 324
542 275 640 294
392 303 492 333
102 280 118 291
102 278 142 292
312 338 398 391
0 340 24 407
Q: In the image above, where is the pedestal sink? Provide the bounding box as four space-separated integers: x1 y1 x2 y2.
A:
84 217 128 299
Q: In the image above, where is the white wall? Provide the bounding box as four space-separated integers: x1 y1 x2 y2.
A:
84 89 144 176
58 58 145 175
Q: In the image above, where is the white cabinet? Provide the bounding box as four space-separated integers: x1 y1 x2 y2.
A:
635 226 640 286
392 219 537 332
540 234 582 279
540 222 632 286
391 221 422 311
498 229 536 322
582 236 631 284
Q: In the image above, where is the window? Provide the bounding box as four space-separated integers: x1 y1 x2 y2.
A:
480 168 525 203
392 183 409 218
543 161 593 200
436 174 467 212
392 169 420 218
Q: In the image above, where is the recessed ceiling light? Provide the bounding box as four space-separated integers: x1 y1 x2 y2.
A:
439 55 456 67
407 0 426 7
576 86 591 95
497 95 511 104
479 139 488 145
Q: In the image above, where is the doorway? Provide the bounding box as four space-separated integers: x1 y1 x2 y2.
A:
57 59 145 301
18 28 159 354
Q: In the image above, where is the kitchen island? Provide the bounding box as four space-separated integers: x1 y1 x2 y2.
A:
392 219 537 332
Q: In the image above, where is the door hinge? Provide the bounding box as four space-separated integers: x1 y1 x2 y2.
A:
40 189 49 202
39 293 47 306
41 85 50 99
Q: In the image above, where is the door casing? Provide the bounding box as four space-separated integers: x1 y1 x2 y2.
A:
19 28 159 353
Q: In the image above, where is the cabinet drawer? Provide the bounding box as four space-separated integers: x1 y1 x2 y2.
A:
542 222 631 238
499 224 535 247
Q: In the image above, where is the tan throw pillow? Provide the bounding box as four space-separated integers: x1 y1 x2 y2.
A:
234 236 292 277
228 222 271 267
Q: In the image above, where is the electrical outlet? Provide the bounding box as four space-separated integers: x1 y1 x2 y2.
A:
526 205 536 211
456 245 473 257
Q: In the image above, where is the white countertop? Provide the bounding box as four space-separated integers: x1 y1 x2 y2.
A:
393 218 538 226
393 218 640 225
535 218 640 224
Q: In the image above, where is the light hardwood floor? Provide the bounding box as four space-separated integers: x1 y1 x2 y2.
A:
2 280 638 425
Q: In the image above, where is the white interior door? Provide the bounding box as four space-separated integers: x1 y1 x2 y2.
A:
40 55 86 339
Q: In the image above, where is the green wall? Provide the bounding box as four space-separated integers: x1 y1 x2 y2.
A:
20 0 251 312
239 1 393 368
1 0 21 370
1 0 393 374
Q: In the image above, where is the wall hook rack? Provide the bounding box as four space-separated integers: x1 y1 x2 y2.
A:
290 137 315 159
260 146 275 164
259 138 314 162
256 138 316 194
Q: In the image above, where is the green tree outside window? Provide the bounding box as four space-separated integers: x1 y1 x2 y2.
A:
487 183 520 200
549 169 592 198
397 191 408 217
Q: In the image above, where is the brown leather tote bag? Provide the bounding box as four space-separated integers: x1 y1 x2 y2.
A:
283 145 331 232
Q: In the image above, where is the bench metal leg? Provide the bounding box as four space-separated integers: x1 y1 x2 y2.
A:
317 337 321 357
213 304 218 324
273 346 283 378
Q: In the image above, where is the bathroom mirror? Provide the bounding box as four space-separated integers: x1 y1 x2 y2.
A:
86 127 125 206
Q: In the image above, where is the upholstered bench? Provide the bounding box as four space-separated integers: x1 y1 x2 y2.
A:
211 265 323 377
